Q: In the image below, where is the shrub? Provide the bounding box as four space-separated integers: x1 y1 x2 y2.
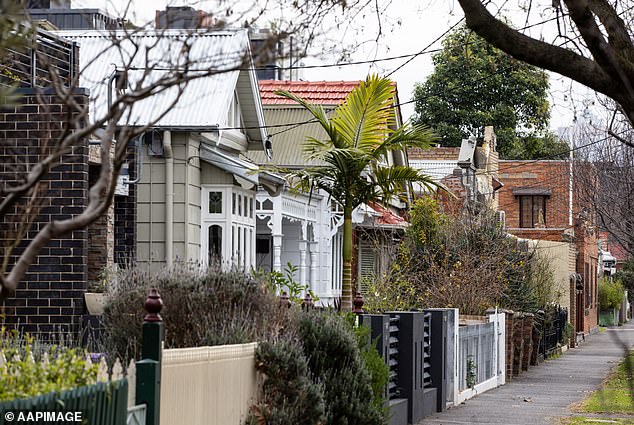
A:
599 278 625 310
247 312 387 425
0 330 97 401
344 314 389 415
365 199 557 314
614 258 634 302
255 262 318 305
246 339 325 425
102 264 288 360
298 312 384 425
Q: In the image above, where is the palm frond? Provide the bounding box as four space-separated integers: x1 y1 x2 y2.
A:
331 75 397 151
372 165 440 201
274 89 346 150
373 123 438 159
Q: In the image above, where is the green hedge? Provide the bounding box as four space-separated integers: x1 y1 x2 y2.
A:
0 331 97 401
599 278 625 311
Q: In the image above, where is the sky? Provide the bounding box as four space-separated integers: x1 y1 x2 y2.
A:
71 0 599 130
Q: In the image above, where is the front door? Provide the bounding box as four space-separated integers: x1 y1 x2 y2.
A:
575 286 584 335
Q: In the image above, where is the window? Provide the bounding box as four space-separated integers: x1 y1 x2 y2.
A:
208 192 222 214
202 186 256 270
208 225 222 262
519 195 547 228
358 241 377 295
585 262 591 309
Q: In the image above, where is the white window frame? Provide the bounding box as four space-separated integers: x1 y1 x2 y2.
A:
201 185 256 270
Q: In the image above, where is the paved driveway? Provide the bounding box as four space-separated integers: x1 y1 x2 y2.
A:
417 322 634 425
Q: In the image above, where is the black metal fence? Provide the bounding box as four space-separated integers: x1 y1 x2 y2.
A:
540 306 568 359
2 29 77 88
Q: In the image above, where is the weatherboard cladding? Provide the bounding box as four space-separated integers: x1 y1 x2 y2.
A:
248 81 362 167
55 29 261 137
245 107 331 167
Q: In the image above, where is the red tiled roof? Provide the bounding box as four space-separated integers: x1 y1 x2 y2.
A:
259 80 361 105
368 202 408 227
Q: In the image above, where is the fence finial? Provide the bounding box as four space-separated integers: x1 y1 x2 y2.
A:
280 291 291 309
302 293 314 310
144 288 163 322
352 292 364 314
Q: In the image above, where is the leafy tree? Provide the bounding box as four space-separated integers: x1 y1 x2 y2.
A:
413 26 567 159
598 277 625 310
456 1 634 141
365 198 557 314
275 74 437 310
614 258 634 302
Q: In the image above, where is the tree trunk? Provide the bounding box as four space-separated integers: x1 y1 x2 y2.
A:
341 204 354 311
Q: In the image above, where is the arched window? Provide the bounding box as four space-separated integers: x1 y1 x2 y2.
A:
208 225 222 263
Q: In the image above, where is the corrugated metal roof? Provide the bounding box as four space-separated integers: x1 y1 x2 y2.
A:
259 80 360 105
57 29 265 142
245 107 330 167
409 159 458 181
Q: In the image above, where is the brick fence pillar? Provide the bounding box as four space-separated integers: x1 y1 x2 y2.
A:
513 313 524 375
522 313 534 371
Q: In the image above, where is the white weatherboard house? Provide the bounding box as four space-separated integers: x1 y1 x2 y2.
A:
247 80 411 304
61 29 284 269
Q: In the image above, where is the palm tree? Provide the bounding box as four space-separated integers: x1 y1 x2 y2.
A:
276 74 438 311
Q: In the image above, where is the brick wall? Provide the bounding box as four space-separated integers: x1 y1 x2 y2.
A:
114 144 137 266
409 146 460 160
437 174 466 215
0 89 89 337
498 160 571 230
87 165 114 282
575 221 599 335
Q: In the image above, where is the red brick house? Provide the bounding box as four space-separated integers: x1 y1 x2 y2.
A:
498 160 599 339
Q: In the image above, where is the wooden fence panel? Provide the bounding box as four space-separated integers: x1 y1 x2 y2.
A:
160 342 258 425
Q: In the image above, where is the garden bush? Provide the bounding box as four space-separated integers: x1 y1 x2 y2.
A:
246 311 387 425
365 198 557 314
297 312 384 425
599 278 625 310
346 315 390 416
0 329 97 401
246 339 325 425
102 264 288 360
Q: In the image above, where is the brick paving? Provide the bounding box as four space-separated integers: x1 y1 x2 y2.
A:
417 321 634 425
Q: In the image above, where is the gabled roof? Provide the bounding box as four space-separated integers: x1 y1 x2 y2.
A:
248 80 361 166
259 80 361 105
57 29 267 145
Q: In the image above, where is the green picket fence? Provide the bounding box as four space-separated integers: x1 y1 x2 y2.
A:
0 379 128 425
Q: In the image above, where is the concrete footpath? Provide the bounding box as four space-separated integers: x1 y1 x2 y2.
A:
417 321 634 425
